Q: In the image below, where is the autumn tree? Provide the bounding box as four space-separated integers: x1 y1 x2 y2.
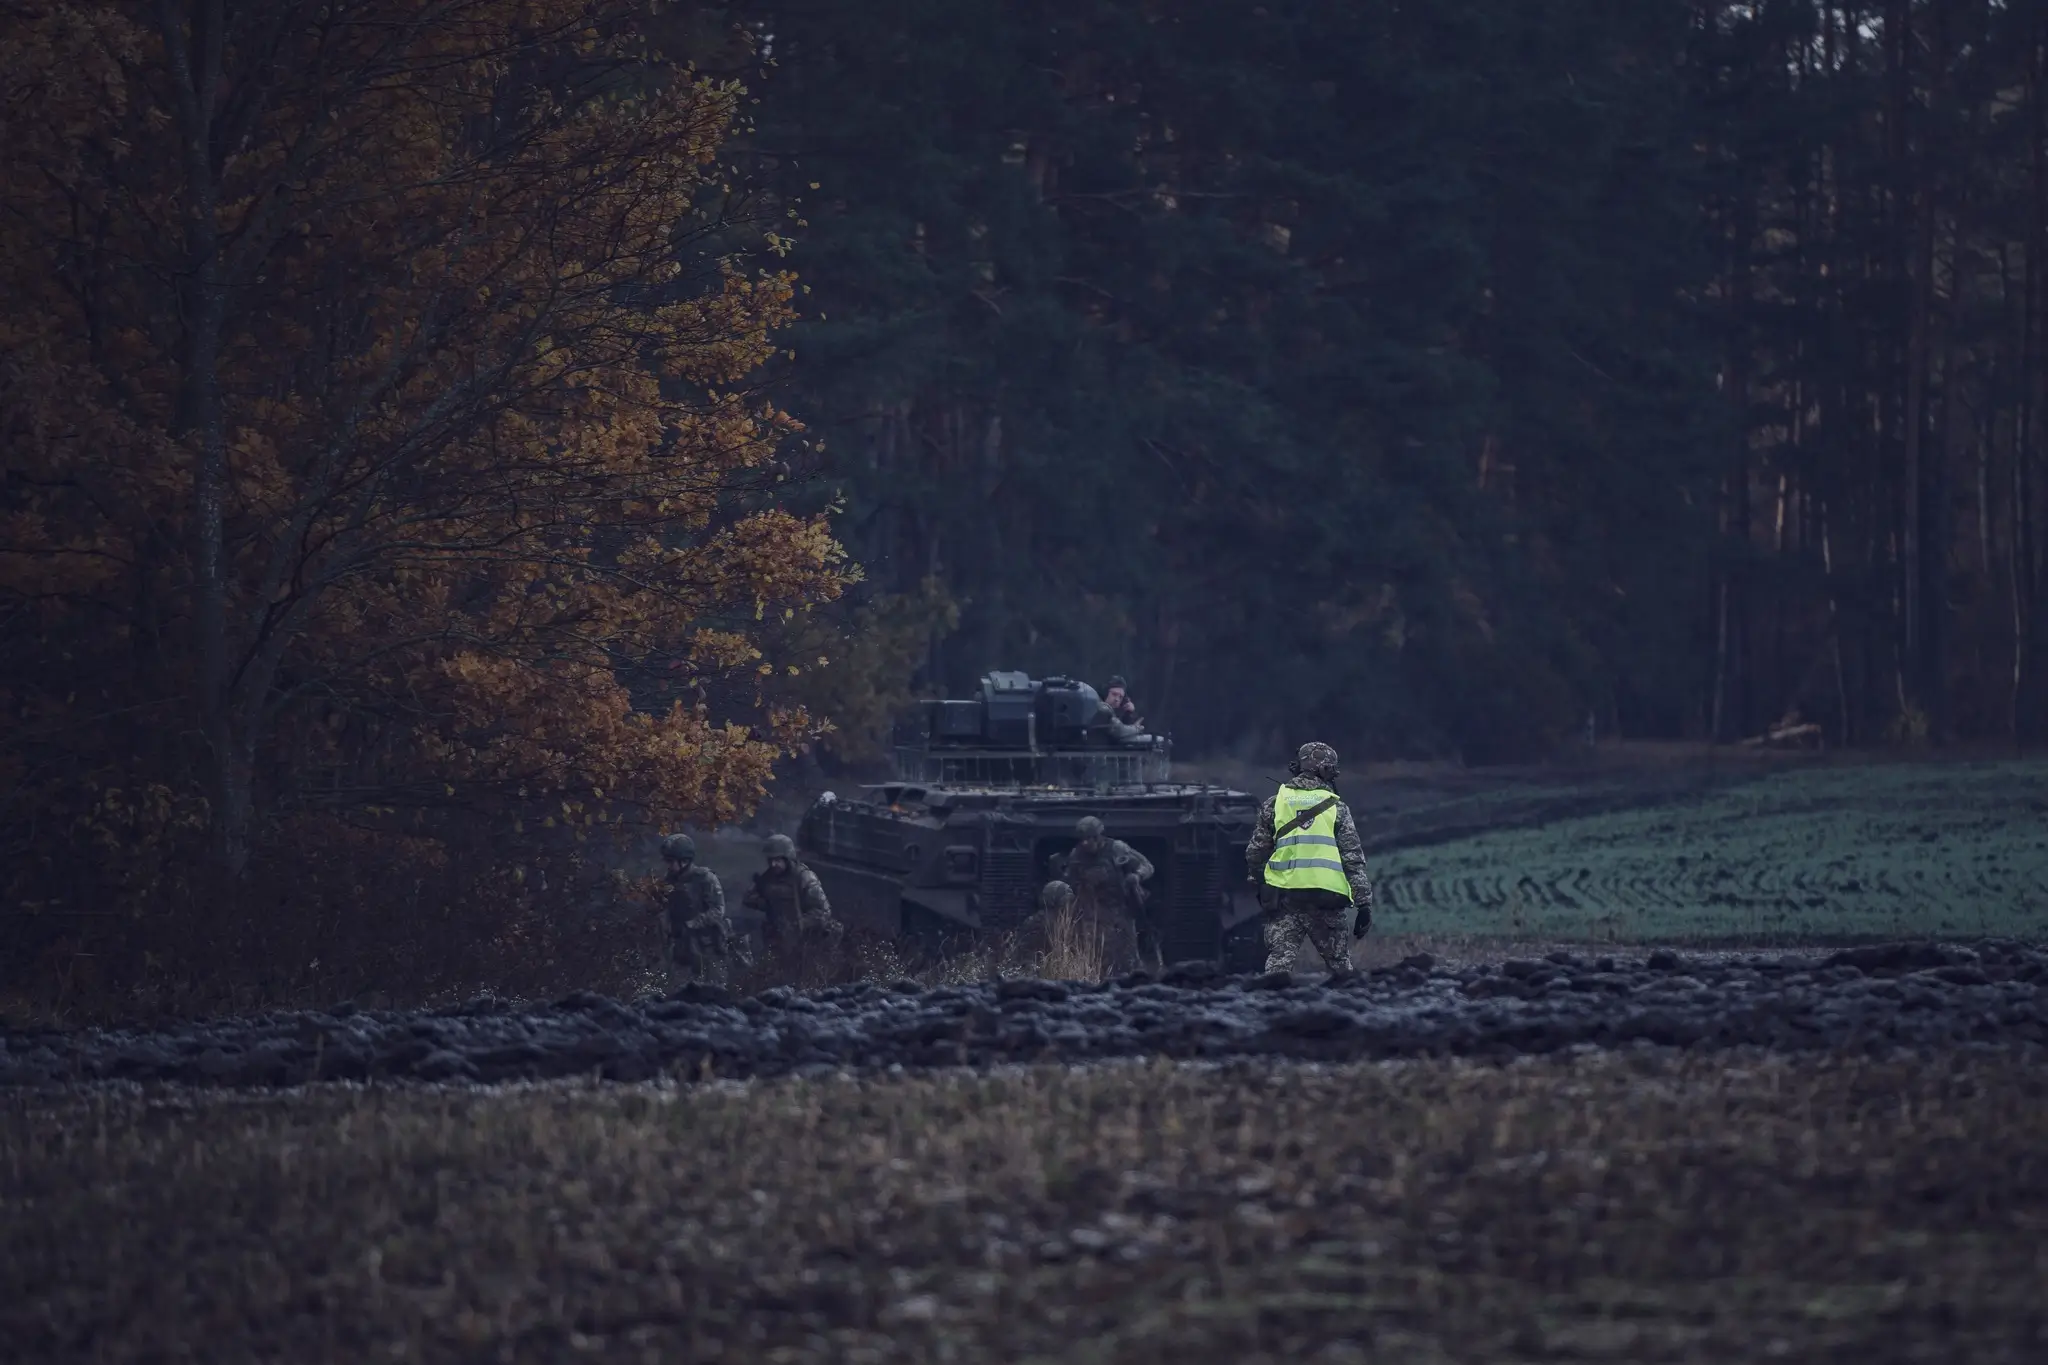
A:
0 1 846 961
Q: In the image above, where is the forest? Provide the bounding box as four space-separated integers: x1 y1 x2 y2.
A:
3 0 2044 1003
741 0 2048 761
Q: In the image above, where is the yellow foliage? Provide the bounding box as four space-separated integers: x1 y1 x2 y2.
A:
0 2 849 930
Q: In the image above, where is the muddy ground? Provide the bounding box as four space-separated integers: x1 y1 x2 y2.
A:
4 939 2040 1089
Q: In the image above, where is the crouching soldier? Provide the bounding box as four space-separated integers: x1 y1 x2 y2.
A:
659 833 742 988
1012 878 1075 968
1054 816 1154 978
743 834 844 979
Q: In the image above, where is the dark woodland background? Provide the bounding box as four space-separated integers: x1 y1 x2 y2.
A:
4 0 2043 1010
742 0 2048 761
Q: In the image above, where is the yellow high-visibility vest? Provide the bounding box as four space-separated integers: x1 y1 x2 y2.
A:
1262 785 1353 897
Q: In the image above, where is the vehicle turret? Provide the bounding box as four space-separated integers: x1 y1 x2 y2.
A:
898 671 1168 788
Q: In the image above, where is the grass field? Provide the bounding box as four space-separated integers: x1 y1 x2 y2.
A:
6 1056 2045 1363
1369 759 2048 945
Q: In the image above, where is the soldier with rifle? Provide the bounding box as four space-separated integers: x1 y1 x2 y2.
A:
743 833 845 982
1244 741 1373 976
656 833 742 988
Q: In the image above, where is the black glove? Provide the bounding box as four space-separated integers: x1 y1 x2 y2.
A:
1351 904 1372 940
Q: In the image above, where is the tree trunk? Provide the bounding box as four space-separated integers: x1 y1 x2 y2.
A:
161 0 250 876
2018 24 2047 743
1918 0 1960 743
1885 0 1928 732
1152 600 1180 736
1716 175 1757 744
1821 500 1852 744
1710 576 1731 744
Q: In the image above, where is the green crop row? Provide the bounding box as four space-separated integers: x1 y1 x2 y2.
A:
1372 760 2048 944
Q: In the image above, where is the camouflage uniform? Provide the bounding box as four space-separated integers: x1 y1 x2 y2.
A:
666 864 736 986
1244 743 1374 976
1055 817 1155 977
1102 676 1141 728
659 834 740 988
1011 879 1074 968
743 834 844 976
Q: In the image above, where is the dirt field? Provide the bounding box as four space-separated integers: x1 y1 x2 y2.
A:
6 1055 2044 1364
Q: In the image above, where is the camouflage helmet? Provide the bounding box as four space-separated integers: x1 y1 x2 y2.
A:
1040 879 1075 910
1294 741 1341 780
762 833 797 860
1074 815 1105 839
659 832 696 862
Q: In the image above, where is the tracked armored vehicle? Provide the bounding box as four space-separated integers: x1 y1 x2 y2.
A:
797 671 1268 972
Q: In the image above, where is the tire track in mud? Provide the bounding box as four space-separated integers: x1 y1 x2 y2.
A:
3 940 2043 1089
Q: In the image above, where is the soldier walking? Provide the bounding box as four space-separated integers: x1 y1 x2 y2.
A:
1244 741 1373 977
1054 815 1155 978
657 833 740 988
743 833 845 982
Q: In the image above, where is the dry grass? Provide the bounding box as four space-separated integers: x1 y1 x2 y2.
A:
1038 901 1111 982
5 1054 2045 1363
755 908 1108 992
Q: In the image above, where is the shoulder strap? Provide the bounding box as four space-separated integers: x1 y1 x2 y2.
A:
1275 794 1339 840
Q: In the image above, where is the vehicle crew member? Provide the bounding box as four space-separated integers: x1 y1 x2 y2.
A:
658 833 740 987
743 834 845 975
1244 741 1373 976
1055 815 1155 977
1101 676 1142 729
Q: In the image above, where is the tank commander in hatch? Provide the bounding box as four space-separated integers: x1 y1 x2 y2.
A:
1100 676 1142 729
1052 815 1154 978
656 833 741 988
1244 741 1374 978
743 833 844 976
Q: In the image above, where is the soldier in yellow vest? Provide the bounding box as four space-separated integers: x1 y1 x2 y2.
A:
1244 741 1374 976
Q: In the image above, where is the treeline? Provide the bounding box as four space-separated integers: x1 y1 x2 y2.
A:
732 0 2048 757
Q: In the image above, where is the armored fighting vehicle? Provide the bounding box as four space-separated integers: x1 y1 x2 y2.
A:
797 671 1269 972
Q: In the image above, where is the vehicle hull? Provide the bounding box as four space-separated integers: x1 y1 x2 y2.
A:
798 782 1267 972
